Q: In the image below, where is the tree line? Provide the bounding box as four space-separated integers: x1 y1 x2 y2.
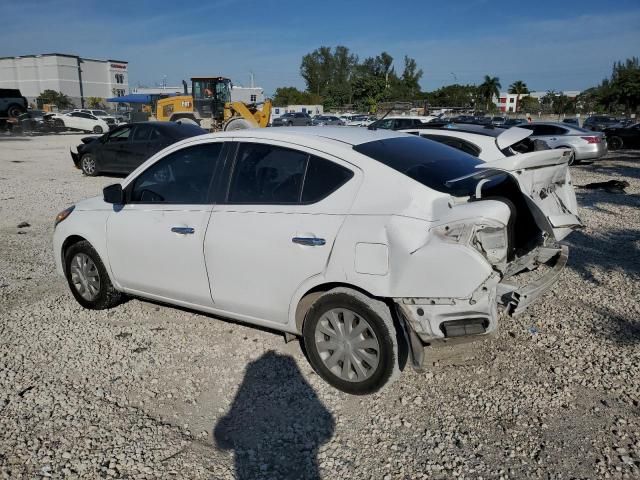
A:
274 46 640 116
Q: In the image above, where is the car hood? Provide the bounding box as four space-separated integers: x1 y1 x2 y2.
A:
74 195 113 211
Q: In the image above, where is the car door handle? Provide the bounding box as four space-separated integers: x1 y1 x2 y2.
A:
292 237 326 246
171 227 195 235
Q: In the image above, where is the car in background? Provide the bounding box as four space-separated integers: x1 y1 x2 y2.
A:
54 127 580 394
17 110 52 133
562 118 580 127
582 115 620 131
49 111 111 134
345 115 375 127
518 122 607 164
400 124 546 162
73 109 119 128
368 115 434 130
271 112 312 127
503 118 528 127
70 121 206 176
491 116 507 126
604 122 640 150
312 115 345 126
0 88 28 118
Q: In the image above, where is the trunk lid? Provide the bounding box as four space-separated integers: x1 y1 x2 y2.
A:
448 149 582 241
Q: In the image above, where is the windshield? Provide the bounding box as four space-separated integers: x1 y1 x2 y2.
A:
353 136 500 196
93 111 108 116
192 79 232 103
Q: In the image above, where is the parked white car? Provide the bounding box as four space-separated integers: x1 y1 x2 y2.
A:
400 124 541 162
368 115 435 130
73 109 119 128
53 127 581 394
50 111 110 133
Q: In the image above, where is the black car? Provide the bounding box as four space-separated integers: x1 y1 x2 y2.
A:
71 122 207 176
562 118 580 126
583 115 620 131
604 123 640 150
503 118 528 127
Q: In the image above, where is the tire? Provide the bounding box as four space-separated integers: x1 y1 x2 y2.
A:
223 117 252 131
7 103 26 118
302 288 402 395
64 240 123 310
54 119 64 128
609 136 623 150
93 125 103 134
80 153 98 176
287 121 293 127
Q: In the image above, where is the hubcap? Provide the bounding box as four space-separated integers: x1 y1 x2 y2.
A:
314 308 380 382
70 253 100 301
82 156 95 174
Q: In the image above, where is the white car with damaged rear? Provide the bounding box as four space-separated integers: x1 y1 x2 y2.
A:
52 127 582 394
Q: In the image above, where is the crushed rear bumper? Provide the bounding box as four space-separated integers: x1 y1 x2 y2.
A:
70 148 80 168
395 245 568 353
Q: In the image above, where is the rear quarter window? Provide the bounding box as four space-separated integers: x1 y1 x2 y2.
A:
353 136 487 196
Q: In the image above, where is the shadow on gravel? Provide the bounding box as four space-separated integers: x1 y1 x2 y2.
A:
214 351 334 480
588 305 640 346
565 229 640 283
576 190 640 214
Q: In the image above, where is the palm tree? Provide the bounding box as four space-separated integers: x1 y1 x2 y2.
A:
508 80 529 113
479 75 501 111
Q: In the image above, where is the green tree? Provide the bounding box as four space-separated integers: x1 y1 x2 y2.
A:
517 95 540 115
272 87 321 107
36 90 73 109
508 80 529 112
610 57 640 113
478 75 501 111
540 90 557 114
87 97 104 109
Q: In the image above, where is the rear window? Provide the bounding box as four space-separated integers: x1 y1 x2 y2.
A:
353 136 489 196
172 124 207 138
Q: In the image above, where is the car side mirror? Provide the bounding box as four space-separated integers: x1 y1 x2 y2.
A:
103 183 124 204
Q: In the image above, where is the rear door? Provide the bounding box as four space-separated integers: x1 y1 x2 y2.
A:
100 126 133 172
204 141 358 323
454 149 582 240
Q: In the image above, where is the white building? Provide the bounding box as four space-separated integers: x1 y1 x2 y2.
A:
495 90 581 113
0 53 128 108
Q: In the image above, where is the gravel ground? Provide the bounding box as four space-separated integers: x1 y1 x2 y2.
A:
1 132 639 479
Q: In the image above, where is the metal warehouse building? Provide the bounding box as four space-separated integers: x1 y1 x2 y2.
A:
0 53 129 108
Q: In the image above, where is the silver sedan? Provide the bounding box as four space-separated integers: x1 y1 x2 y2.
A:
518 122 607 164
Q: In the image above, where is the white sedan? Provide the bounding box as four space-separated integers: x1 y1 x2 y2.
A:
53 127 581 394
50 111 110 134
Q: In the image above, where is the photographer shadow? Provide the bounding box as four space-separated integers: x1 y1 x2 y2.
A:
214 351 335 479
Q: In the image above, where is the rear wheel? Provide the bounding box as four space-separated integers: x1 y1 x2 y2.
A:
7 103 26 118
93 125 103 134
54 118 65 128
81 154 98 176
64 240 123 309
609 136 623 150
302 288 402 395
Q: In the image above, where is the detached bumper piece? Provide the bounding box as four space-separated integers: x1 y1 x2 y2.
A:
498 245 568 316
70 148 80 168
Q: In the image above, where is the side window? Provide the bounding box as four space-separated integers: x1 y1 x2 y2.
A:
149 128 161 140
551 126 569 135
107 127 132 143
376 119 394 129
130 143 222 204
132 124 153 141
227 143 308 204
302 156 353 203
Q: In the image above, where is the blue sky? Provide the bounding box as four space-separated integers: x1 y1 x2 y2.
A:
2 0 639 95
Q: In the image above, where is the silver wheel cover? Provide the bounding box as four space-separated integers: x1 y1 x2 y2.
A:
314 308 381 382
70 253 101 301
82 155 95 174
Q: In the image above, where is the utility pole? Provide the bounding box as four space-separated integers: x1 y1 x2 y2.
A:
77 57 85 108
250 71 255 88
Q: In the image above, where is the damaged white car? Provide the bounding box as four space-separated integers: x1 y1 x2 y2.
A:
52 127 581 394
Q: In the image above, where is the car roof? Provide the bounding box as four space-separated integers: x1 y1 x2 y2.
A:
203 126 408 146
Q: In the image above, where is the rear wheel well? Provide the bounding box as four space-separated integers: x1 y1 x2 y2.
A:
295 282 393 333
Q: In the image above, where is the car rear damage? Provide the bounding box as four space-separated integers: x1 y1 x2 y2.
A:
392 147 581 368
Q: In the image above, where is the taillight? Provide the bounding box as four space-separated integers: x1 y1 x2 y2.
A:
581 136 601 144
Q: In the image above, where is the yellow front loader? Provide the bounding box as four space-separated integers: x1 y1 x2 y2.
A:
155 77 271 131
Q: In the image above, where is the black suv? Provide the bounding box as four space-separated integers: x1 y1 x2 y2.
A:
583 115 620 131
0 88 28 118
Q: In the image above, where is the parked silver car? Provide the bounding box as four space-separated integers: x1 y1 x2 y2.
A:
518 122 607 164
271 112 312 127
312 115 345 126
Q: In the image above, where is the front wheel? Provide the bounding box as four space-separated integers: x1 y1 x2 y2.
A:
54 119 65 128
81 154 98 176
303 288 402 395
64 240 124 309
608 136 623 150
93 125 103 134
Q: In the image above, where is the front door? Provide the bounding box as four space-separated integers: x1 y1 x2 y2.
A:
100 126 133 173
204 141 358 324
106 142 225 306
